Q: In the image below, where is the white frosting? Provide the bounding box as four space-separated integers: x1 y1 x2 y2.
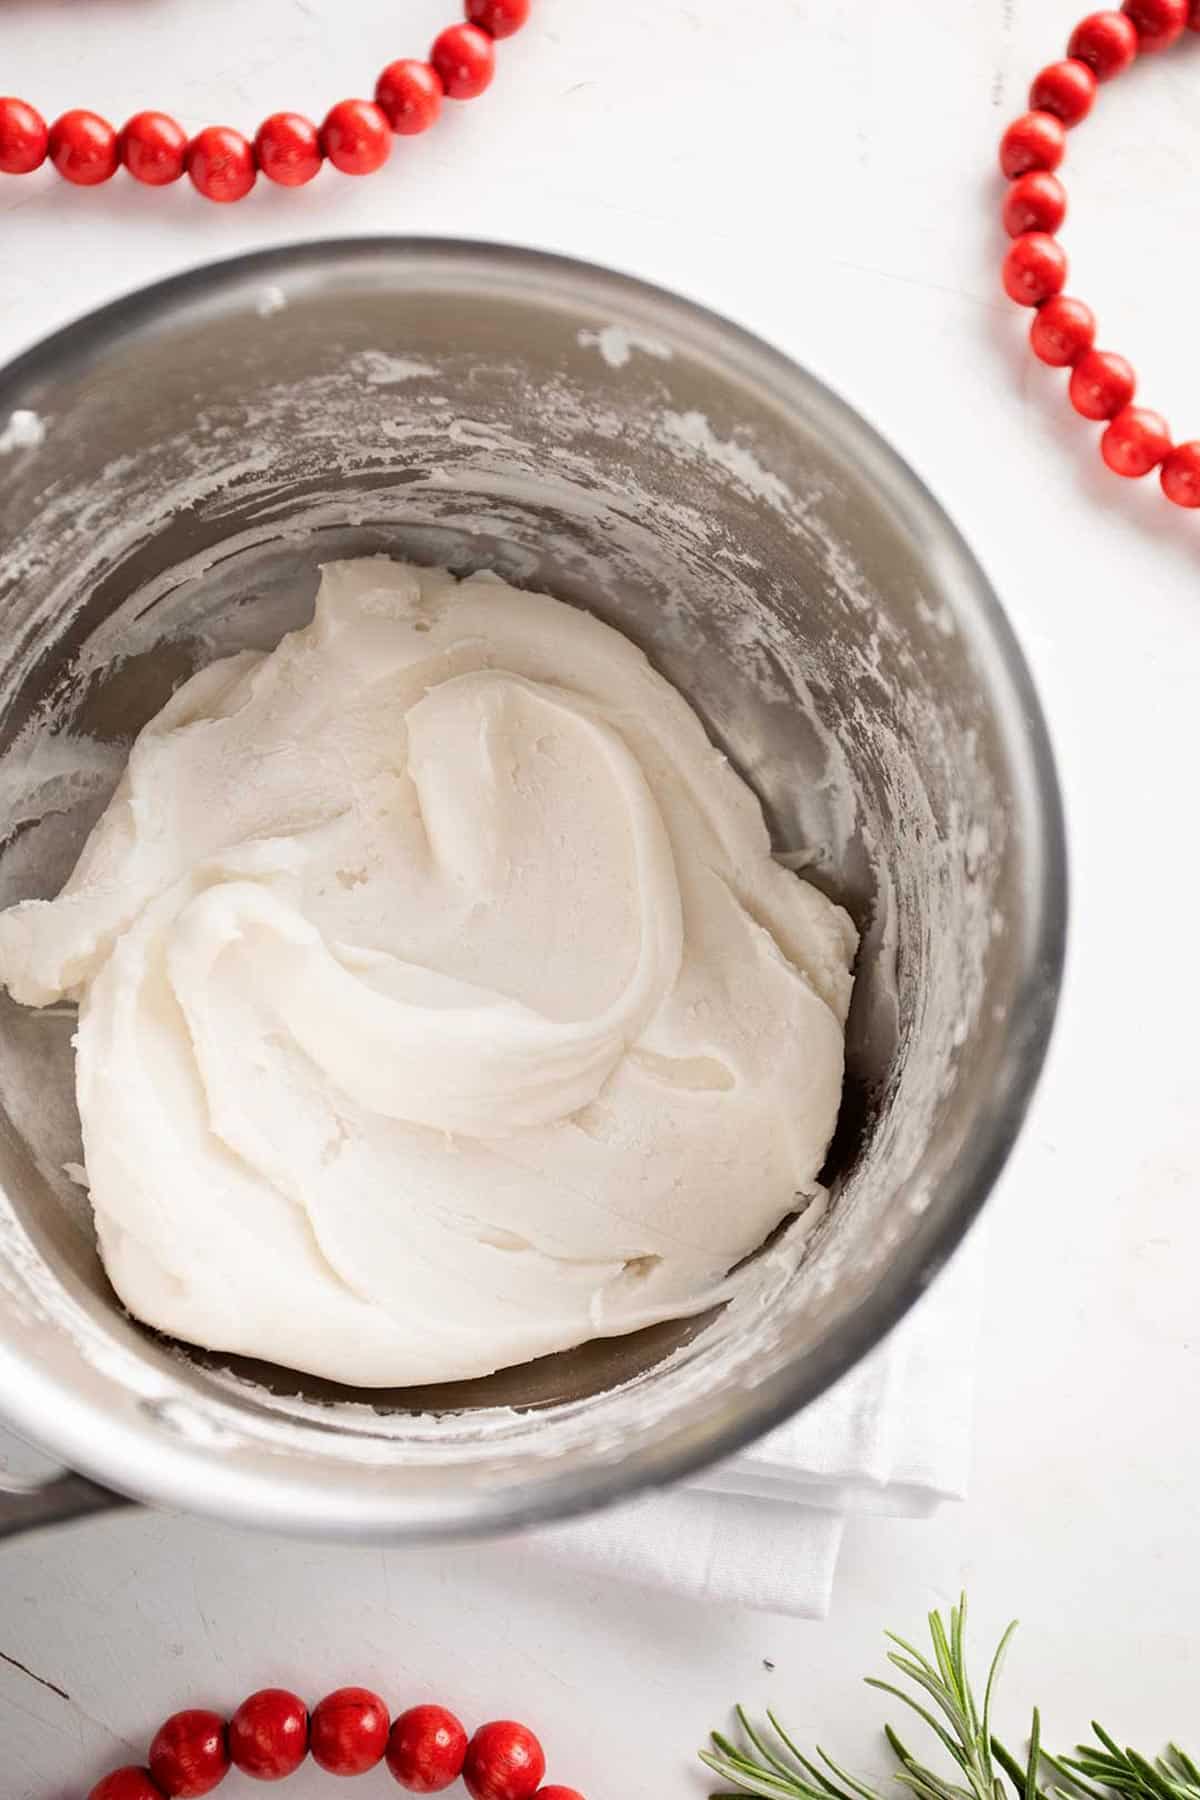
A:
0 561 857 1386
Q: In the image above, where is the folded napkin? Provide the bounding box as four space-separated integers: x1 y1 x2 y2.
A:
511 1233 982 1617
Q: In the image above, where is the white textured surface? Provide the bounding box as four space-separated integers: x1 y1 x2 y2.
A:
0 0 1198 1793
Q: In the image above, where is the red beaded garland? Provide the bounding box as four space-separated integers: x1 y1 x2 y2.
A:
1122 0 1187 49
187 125 256 202
0 96 48 173
321 99 392 175
49 109 118 184
89 1773 166 1800
1068 10 1140 77
1069 349 1137 421
86 1692 580 1800
463 1722 547 1800
228 1688 309 1781
999 110 1066 177
310 1688 390 1777
431 23 497 99
1029 295 1096 367
375 61 444 135
256 113 323 187
998 10 1200 509
386 1705 469 1793
1002 232 1067 305
0 4 528 200
1002 170 1067 236
1161 441 1200 506
148 1710 230 1799
466 0 532 34
1029 59 1097 125
119 111 187 186
1101 405 1172 476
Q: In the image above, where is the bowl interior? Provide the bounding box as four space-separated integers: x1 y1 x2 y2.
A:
0 244 1063 1533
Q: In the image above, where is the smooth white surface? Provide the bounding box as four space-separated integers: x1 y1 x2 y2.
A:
0 557 852 1385
0 0 1198 1792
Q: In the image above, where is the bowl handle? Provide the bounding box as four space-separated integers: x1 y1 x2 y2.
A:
0 1470 129 1541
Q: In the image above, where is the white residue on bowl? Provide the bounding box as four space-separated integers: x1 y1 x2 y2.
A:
0 410 45 455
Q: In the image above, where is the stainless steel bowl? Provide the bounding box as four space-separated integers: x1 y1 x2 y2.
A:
0 240 1065 1542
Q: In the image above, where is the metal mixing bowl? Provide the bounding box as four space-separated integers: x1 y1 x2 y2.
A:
0 240 1065 1542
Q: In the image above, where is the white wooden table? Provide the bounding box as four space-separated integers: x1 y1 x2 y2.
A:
1 2 1198 1794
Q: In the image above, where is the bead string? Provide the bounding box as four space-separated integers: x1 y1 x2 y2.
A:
88 1686 582 1800
1000 2 1200 507
0 0 529 203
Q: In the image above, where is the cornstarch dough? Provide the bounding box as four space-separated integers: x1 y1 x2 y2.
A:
0 560 857 1385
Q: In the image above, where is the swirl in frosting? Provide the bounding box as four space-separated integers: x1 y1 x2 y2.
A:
0 560 857 1385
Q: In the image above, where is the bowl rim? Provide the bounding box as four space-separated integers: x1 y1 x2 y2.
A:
0 236 1068 1541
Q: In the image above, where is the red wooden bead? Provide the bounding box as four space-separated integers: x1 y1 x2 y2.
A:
228 1688 309 1780
0 97 48 174
1101 405 1171 476
1122 0 1187 49
149 1710 229 1798
1002 232 1067 306
1069 349 1137 420
310 1687 390 1775
999 111 1066 178
387 1705 469 1793
256 112 323 186
321 99 392 174
1030 59 1097 125
463 1722 546 1800
48 109 118 185
119 111 187 186
1029 295 1096 366
1003 170 1067 236
465 0 531 35
375 60 444 134
431 23 497 99
1161 441 1200 505
1068 10 1140 76
187 126 256 202
89 1773 166 1800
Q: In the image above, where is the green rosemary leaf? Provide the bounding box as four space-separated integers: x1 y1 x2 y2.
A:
865 1678 972 1771
894 1766 969 1800
816 1746 893 1800
883 1653 974 1742
884 1724 974 1800
1126 1748 1194 1800
736 1706 806 1784
712 1730 759 1765
982 1622 1020 1765
1093 1727 1130 1765
930 1610 962 1707
955 1600 984 1750
700 1746 810 1800
778 1736 864 1800
1036 1745 1108 1800
1166 1748 1200 1790
1027 1709 1043 1800
768 1711 862 1800
992 1738 1032 1799
886 1631 940 1673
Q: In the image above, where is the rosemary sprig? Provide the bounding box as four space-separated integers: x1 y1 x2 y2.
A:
699 1597 1197 1800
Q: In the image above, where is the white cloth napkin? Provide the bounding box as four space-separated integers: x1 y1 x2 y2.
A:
511 1235 982 1616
